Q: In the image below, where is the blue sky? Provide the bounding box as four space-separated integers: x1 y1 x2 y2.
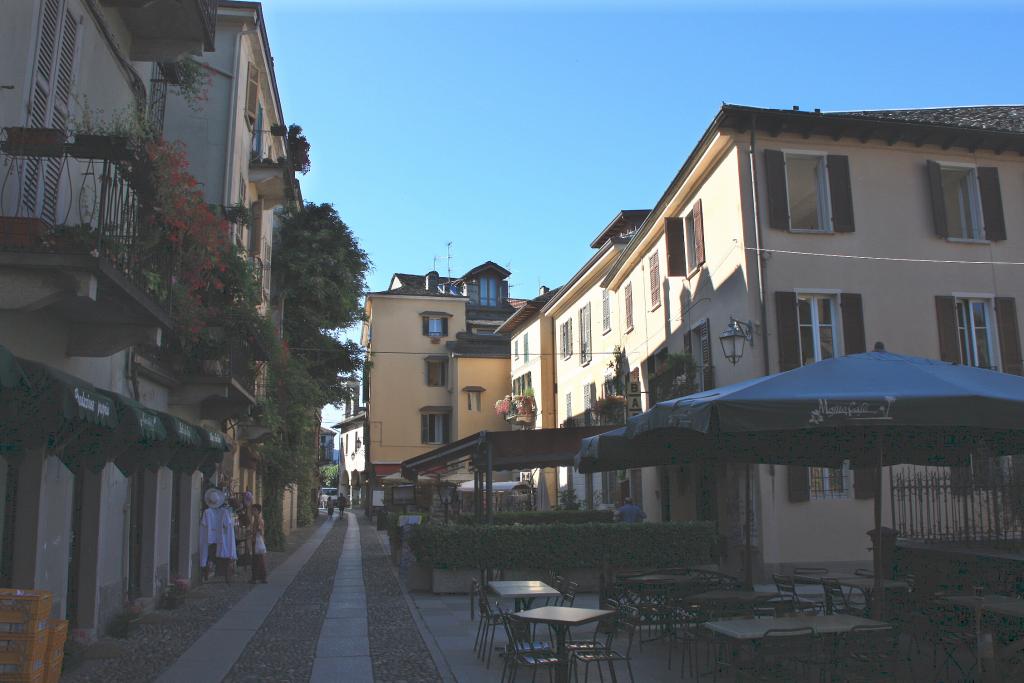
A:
257 1 1022 425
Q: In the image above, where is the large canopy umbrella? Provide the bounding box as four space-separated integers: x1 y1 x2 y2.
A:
577 347 1024 612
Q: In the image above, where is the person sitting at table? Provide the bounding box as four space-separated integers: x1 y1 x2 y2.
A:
617 497 646 523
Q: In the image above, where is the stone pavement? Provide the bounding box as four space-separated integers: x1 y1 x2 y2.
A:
310 511 373 681
156 515 341 683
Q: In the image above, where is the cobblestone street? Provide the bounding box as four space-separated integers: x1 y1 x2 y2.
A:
62 512 448 682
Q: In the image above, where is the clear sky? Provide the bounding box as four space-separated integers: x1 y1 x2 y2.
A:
256 1 1023 428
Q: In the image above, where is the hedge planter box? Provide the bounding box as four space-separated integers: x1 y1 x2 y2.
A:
405 561 432 592
432 568 479 594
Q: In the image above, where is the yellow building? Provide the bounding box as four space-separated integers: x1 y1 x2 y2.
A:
361 262 518 490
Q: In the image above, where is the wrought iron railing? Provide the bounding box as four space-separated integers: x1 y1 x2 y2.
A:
892 461 1024 546
250 129 286 165
0 130 171 307
187 338 258 397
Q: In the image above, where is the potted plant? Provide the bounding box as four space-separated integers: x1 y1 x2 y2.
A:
494 395 513 418
269 123 287 136
159 58 210 111
45 223 98 254
592 395 625 425
0 217 49 248
514 390 536 424
222 202 250 227
68 104 149 161
2 127 65 156
69 132 136 161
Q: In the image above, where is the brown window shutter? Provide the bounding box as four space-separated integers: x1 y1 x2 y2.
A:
926 161 949 238
249 201 262 253
664 217 686 276
693 199 706 267
420 414 428 443
827 155 855 233
977 167 1006 241
853 467 876 499
422 317 429 336
649 254 661 308
840 293 866 355
787 466 810 503
441 318 448 336
935 296 959 362
764 149 789 230
996 297 1023 374
625 284 634 329
699 319 713 390
775 291 800 371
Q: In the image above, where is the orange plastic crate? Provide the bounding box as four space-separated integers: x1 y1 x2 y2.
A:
43 623 64 656
0 592 51 636
0 667 46 683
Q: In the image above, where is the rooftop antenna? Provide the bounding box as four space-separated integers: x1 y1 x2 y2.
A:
446 241 454 282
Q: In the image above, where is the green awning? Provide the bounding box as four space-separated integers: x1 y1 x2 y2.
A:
19 360 118 429
0 344 29 390
197 429 232 477
99 391 168 444
163 415 207 474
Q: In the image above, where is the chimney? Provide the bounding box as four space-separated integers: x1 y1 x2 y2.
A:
792 105 800 111
425 270 438 291
538 285 549 296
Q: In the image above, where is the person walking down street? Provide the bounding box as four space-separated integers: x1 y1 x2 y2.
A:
338 494 348 513
327 497 335 518
249 504 268 584
617 497 647 523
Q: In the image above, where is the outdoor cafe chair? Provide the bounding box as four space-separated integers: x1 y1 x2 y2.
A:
772 574 822 615
559 580 580 607
822 578 867 617
569 605 638 683
832 624 903 681
475 591 504 668
499 612 558 683
470 578 479 622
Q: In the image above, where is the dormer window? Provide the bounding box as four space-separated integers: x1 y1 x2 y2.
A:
480 276 500 306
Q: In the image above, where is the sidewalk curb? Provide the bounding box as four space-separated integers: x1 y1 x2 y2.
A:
370 523 457 683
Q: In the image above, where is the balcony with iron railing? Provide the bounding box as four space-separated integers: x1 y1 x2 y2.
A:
159 334 264 420
100 0 217 61
249 128 289 202
0 127 172 356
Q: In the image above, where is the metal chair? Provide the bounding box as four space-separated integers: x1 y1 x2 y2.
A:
718 626 817 682
475 591 504 668
822 578 866 617
772 574 821 615
470 578 479 622
833 624 903 681
499 612 558 683
570 606 638 683
559 580 580 607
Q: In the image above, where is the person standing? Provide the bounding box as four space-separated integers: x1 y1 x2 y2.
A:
249 504 268 584
617 497 647 523
327 496 335 518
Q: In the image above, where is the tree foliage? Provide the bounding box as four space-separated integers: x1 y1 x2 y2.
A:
273 202 370 406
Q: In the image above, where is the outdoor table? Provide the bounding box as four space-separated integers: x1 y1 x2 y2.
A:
487 580 563 612
834 577 909 615
703 613 889 640
940 594 1024 679
687 589 780 607
513 606 614 683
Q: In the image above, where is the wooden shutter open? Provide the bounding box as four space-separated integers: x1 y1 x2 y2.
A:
665 217 686 276
840 293 866 355
249 201 262 253
693 199 706 267
935 296 960 362
996 297 1023 374
978 167 1006 241
625 284 634 329
764 149 789 230
827 155 855 232
926 161 949 238
420 414 428 443
775 291 800 371
853 467 877 499
787 466 810 503
441 318 449 336
422 317 429 336
245 62 260 125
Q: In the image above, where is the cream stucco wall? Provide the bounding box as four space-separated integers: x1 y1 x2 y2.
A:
509 315 556 428
364 294 467 464
452 356 512 438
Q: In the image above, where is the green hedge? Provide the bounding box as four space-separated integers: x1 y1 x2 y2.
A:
408 522 717 570
455 510 615 526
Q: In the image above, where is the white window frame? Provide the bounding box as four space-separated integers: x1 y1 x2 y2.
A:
952 294 999 370
783 150 833 233
513 339 519 361
422 413 448 444
795 290 842 366
427 317 445 337
938 162 986 242
809 461 851 500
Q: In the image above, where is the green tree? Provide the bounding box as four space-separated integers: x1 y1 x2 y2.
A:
273 203 369 405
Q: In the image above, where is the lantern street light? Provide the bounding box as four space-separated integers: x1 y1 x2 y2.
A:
719 318 754 365
438 481 459 524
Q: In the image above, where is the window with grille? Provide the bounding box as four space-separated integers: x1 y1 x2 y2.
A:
602 290 611 333
649 253 661 309
624 284 634 330
809 462 850 500
579 303 592 365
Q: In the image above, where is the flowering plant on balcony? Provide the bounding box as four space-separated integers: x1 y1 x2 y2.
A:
494 395 512 417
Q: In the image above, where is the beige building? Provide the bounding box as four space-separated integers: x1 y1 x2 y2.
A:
333 395 366 506
361 263 518 491
512 104 1024 577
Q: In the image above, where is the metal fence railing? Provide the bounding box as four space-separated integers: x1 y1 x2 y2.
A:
892 460 1024 546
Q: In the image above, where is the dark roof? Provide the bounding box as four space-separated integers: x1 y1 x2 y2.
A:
830 106 1024 134
462 261 511 280
590 210 651 248
369 272 463 298
331 410 366 430
496 286 563 335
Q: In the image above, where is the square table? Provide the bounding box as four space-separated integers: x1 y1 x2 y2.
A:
487 580 563 611
514 606 615 683
688 590 780 605
703 614 890 640
939 595 1024 676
